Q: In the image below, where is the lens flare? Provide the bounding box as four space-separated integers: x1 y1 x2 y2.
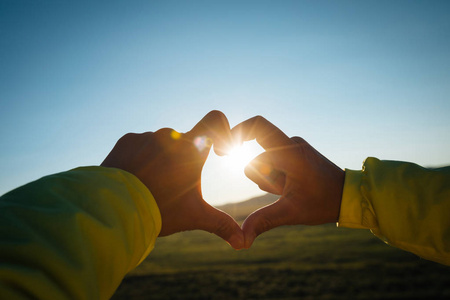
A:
170 130 181 140
193 136 212 152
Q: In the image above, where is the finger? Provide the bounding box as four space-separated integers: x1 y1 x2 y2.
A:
199 203 245 250
185 110 232 156
241 198 291 248
231 116 294 151
291 135 342 171
152 128 180 146
244 152 285 195
291 136 307 145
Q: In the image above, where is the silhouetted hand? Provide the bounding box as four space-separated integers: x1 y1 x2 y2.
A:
231 116 345 248
101 110 244 249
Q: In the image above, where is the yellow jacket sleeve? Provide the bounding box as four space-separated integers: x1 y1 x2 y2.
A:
338 157 450 266
0 166 161 299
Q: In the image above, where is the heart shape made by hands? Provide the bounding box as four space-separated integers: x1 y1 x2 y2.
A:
103 110 344 250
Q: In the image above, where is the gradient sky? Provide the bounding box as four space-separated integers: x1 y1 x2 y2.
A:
1 1 450 205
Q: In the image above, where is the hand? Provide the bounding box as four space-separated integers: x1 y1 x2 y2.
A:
231 116 345 248
101 110 244 249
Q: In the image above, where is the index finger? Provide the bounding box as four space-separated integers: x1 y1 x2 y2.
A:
184 110 233 155
231 116 294 150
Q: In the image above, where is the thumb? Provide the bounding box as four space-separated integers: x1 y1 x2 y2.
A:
199 203 245 250
241 198 291 248
244 152 285 195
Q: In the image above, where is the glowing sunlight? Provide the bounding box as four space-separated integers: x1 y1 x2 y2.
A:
202 140 265 206
222 142 261 173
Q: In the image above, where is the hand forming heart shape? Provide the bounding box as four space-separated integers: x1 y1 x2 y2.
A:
102 111 345 250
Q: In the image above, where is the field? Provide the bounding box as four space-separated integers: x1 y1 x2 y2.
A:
112 195 450 299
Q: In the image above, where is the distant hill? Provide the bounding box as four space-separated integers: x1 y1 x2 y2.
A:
215 193 279 222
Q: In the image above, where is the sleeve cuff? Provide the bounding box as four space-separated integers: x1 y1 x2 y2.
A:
88 167 162 268
115 168 162 266
337 169 374 229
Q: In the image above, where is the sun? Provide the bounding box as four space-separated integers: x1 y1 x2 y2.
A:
202 140 266 205
221 141 263 173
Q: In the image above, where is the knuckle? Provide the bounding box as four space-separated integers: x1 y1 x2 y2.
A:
141 131 154 137
154 128 181 144
155 127 174 136
291 136 307 144
254 115 267 123
207 110 226 119
118 132 138 143
123 132 137 138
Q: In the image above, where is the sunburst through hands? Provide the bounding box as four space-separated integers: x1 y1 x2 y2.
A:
202 140 266 205
221 141 264 174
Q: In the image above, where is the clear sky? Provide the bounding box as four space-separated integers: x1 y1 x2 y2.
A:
1 1 450 205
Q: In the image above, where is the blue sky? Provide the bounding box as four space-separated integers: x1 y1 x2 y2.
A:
1 1 450 205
